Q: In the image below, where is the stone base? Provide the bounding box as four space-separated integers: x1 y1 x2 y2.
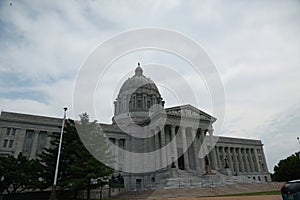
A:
220 168 232 176
204 166 212 174
170 168 178 178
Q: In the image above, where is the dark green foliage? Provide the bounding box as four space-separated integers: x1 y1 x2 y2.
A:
38 113 114 199
0 153 43 196
272 152 300 181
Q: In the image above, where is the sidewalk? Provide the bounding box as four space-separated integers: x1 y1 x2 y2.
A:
147 195 282 200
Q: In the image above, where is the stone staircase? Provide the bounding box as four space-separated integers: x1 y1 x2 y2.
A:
162 170 259 189
115 182 283 199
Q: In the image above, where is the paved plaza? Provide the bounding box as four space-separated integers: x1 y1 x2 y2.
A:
147 195 281 200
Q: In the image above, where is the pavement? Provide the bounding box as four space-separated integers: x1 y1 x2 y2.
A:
145 195 282 200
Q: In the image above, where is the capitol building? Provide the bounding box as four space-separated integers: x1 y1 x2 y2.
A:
0 64 271 191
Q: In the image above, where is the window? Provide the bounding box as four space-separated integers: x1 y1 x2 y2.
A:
147 100 150 109
27 131 34 139
109 138 115 144
50 133 59 149
119 139 125 148
37 131 48 155
6 128 11 136
23 130 35 154
8 140 14 148
12 128 16 136
2 139 8 148
137 99 142 108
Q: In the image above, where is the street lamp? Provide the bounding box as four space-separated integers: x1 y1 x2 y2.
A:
49 107 67 200
171 157 176 168
224 155 229 168
297 137 300 160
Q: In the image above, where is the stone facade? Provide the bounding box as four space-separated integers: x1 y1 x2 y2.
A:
0 65 271 191
0 111 61 159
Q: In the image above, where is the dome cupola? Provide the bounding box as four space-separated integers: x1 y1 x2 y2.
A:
113 63 164 123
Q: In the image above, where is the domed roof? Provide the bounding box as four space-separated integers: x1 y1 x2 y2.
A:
118 63 160 97
113 63 164 124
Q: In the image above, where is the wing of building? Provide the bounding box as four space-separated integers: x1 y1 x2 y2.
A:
0 64 271 191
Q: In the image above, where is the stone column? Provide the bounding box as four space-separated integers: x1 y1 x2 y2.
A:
208 129 218 170
125 96 128 112
221 146 226 168
30 131 39 159
191 128 201 170
181 127 190 170
147 128 154 172
232 148 239 173
228 147 233 171
165 127 171 167
149 129 155 171
215 146 220 169
115 139 119 170
124 136 132 173
14 128 26 157
248 149 255 172
160 126 167 169
242 148 250 172
171 126 178 168
261 148 268 172
253 148 261 172
199 129 205 170
238 148 245 172
155 129 161 170
45 133 52 149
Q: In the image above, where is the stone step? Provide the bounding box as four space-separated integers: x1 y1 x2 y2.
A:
163 174 261 190
115 182 283 199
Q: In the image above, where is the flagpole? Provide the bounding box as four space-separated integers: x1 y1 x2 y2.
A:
53 107 68 189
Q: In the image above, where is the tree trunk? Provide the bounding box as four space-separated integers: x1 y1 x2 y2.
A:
74 189 78 199
87 179 91 200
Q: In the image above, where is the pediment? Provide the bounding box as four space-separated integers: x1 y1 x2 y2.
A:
165 104 216 122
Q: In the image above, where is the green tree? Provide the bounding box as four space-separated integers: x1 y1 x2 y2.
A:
38 113 113 199
0 153 42 198
272 152 300 181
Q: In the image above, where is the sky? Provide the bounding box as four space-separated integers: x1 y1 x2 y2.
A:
0 0 300 172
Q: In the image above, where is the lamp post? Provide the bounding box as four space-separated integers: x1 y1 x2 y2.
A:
224 155 229 168
49 107 67 200
171 157 176 168
297 137 300 160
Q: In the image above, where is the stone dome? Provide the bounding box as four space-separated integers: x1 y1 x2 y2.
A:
113 63 164 123
118 65 160 97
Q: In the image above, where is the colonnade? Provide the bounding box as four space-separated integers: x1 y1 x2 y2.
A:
214 145 267 173
147 125 215 171
112 125 268 175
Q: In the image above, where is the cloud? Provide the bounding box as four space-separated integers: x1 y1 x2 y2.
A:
0 0 300 172
257 103 300 172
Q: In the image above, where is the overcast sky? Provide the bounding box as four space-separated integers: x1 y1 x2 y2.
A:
1 1 300 172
